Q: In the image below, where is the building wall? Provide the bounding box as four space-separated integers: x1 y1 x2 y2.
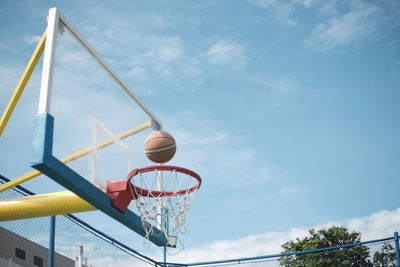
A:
0 227 74 267
0 257 23 267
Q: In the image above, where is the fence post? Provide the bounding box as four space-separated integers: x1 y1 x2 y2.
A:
164 246 167 267
48 216 56 267
394 232 400 267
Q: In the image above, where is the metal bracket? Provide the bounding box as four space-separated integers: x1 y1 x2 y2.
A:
151 118 162 131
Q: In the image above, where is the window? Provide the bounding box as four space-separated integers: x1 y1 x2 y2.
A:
33 256 43 267
15 248 25 260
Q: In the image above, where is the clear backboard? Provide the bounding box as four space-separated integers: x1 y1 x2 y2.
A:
28 8 168 246
0 7 203 249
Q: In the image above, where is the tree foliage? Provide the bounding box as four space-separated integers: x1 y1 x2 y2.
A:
372 242 397 267
279 226 373 267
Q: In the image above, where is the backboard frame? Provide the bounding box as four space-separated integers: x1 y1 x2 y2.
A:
31 7 168 247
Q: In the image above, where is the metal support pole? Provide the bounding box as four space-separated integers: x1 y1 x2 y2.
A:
38 8 59 114
162 207 168 267
394 232 400 267
163 246 167 267
48 216 56 267
0 31 46 136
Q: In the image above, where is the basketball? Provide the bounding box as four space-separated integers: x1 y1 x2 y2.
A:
144 131 176 163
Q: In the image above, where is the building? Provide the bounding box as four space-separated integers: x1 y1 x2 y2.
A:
0 227 74 267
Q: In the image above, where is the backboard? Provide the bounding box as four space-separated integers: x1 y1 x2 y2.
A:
28 8 168 246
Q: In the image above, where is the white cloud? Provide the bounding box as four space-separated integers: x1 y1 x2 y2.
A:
346 209 400 240
319 1 340 17
0 65 21 94
267 76 299 95
76 10 203 92
204 40 248 69
305 2 383 50
23 34 42 45
248 0 320 25
87 257 152 267
248 0 398 51
127 35 202 91
249 0 298 26
127 66 150 82
150 13 167 28
292 0 318 8
159 208 400 264
246 74 300 111
166 111 283 187
143 36 185 63
175 129 239 146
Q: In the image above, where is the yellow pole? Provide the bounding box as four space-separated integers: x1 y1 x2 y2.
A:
0 191 96 221
0 121 151 193
0 31 46 136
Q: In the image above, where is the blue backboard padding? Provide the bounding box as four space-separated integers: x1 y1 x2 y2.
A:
31 113 168 247
31 112 54 164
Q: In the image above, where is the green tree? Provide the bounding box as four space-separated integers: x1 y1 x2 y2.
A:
372 242 397 267
279 226 373 267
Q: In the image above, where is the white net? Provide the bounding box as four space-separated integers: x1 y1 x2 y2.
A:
127 166 201 248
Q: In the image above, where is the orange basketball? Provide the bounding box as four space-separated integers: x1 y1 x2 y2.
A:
144 131 176 163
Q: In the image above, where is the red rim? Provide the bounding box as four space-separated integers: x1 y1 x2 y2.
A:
127 165 202 197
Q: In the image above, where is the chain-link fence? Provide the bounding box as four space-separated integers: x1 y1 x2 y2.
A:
0 176 156 267
165 237 398 267
1 175 399 267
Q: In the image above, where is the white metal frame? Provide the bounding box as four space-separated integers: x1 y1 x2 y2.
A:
91 121 133 191
38 8 162 130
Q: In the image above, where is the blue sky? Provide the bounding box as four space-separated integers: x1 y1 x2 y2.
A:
1 0 400 263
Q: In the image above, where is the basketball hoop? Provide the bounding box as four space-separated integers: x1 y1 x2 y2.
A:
127 165 201 247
